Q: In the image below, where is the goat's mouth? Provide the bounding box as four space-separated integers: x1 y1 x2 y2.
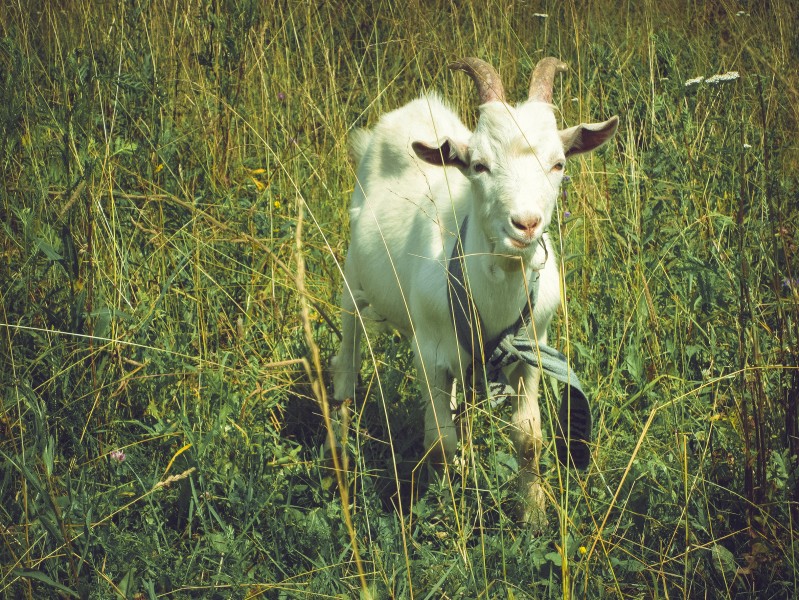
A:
502 229 537 251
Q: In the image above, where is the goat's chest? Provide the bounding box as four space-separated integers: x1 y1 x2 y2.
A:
469 277 535 340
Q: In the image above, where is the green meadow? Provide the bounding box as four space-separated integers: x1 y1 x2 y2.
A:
1 0 798 597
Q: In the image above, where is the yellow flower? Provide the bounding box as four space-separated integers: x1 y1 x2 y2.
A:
579 546 587 555
274 200 281 209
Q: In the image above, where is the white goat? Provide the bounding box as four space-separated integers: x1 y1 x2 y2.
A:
332 57 618 525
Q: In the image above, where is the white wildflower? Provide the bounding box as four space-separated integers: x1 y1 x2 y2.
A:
685 76 704 87
705 71 740 85
743 143 752 149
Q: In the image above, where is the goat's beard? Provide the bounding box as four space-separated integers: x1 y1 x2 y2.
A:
490 234 549 275
490 247 533 274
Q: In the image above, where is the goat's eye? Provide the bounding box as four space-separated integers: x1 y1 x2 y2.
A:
552 161 565 173
472 162 490 174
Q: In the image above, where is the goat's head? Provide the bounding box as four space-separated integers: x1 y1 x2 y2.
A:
413 57 618 259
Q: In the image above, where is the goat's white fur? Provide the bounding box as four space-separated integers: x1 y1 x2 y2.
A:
333 68 617 526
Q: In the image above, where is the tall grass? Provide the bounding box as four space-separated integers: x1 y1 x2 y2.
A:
1 0 798 598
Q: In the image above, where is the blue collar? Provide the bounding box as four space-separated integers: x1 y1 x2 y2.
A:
445 216 592 470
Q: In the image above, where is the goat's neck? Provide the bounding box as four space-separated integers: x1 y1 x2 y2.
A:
461 212 545 331
462 213 542 286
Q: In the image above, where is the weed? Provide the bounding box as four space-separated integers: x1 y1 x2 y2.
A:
1 0 797 598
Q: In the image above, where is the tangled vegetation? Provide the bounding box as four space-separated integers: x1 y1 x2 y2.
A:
1 0 798 598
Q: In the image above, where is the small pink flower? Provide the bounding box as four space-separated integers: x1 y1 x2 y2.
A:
277 92 286 102
110 449 126 462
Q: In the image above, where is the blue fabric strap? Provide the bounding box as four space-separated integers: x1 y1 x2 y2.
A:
447 216 592 469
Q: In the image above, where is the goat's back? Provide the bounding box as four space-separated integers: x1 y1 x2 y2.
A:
352 93 469 192
343 94 471 337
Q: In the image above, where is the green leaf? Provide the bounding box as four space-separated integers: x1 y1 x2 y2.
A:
710 543 738 578
60 225 79 279
35 237 63 261
118 567 136 599
92 307 112 340
545 551 562 566
13 570 80 598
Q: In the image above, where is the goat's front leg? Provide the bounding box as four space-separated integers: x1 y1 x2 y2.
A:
414 340 457 472
505 361 546 528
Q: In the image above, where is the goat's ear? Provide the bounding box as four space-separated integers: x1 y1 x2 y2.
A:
412 138 469 171
560 116 619 157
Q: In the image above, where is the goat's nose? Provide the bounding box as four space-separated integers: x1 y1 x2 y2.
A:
511 214 541 237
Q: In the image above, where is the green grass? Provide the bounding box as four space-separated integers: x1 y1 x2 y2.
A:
2 0 798 598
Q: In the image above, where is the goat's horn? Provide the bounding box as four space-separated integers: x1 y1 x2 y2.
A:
528 57 568 103
449 57 506 105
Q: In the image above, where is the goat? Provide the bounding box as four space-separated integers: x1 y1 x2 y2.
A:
332 57 618 525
